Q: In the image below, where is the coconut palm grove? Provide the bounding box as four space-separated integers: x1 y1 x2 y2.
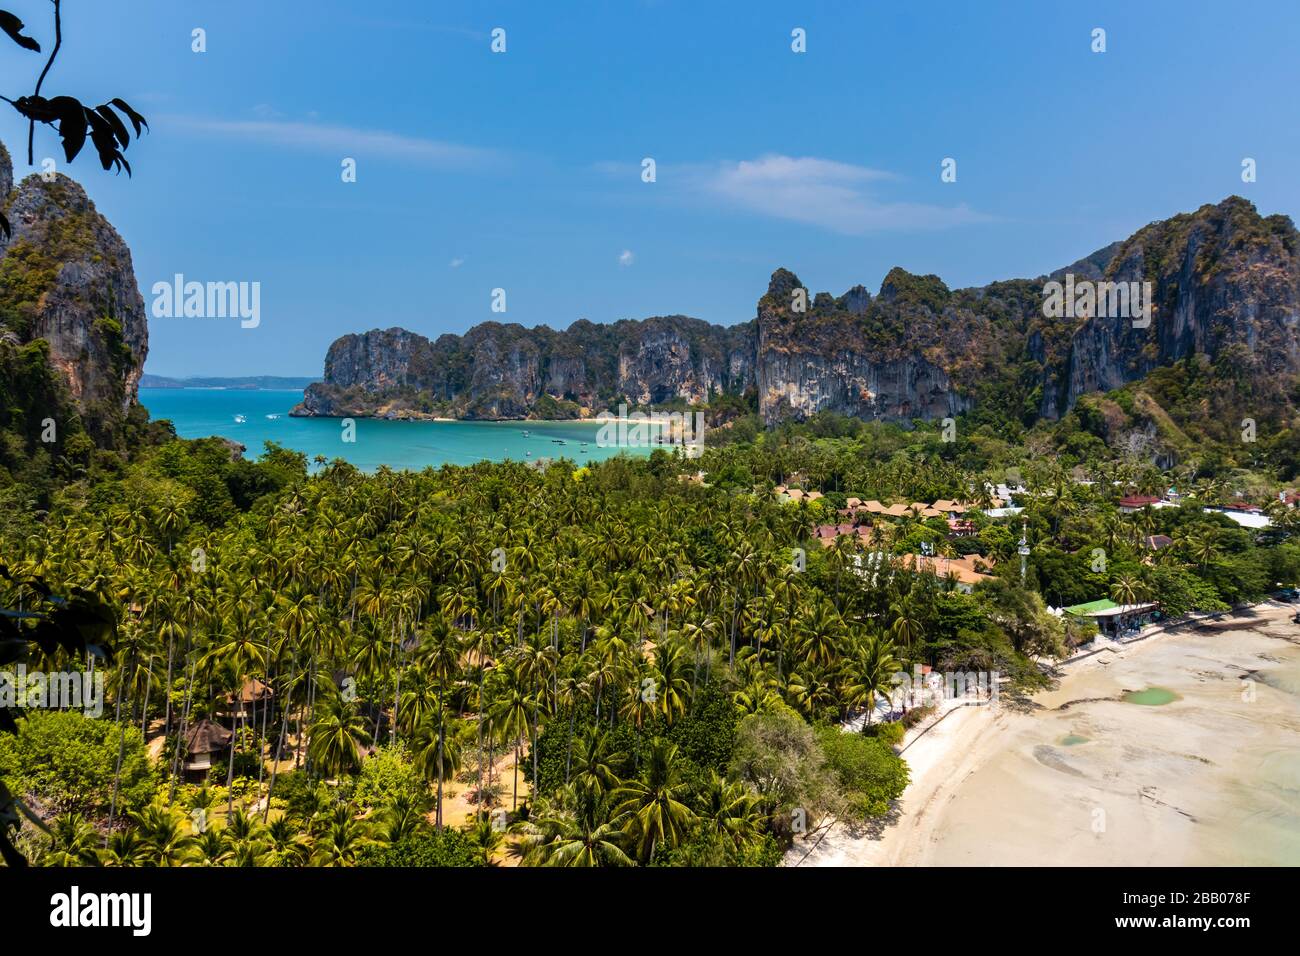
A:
3 406 1299 867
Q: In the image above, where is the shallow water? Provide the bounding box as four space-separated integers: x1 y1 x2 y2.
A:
913 619 1300 865
140 388 659 472
1122 686 1181 705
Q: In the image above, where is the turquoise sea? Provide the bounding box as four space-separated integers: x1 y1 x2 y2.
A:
139 388 655 472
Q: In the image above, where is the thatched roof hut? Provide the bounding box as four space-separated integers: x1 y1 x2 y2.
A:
184 719 233 774
186 718 232 755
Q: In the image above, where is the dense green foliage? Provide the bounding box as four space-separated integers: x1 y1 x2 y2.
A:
0 710 154 816
356 829 482 867
2 364 1297 866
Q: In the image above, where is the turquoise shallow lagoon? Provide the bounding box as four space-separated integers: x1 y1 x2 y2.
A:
139 388 656 472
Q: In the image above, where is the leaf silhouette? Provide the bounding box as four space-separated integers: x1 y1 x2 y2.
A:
110 97 148 136
86 107 124 171
94 103 130 148
47 94 88 162
0 10 40 52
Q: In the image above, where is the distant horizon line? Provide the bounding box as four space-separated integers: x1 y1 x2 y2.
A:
141 372 321 379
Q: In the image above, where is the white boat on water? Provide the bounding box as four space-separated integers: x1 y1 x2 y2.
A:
266 413 280 420
233 414 246 423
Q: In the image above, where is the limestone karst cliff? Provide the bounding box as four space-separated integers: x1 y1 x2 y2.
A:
294 196 1300 428
296 316 756 420
0 140 150 467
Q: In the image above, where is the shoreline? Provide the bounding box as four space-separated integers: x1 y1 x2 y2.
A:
790 600 1300 867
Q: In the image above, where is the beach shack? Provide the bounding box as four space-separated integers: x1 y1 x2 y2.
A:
183 718 233 779
1063 599 1159 638
224 677 275 724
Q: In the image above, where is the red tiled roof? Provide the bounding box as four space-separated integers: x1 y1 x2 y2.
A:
1118 495 1160 507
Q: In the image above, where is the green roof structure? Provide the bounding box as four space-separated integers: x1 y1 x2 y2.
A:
1063 599 1119 615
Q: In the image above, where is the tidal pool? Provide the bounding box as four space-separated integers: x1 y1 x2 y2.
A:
1122 687 1182 706
1060 734 1090 746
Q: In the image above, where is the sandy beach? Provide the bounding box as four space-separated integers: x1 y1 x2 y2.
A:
791 602 1300 866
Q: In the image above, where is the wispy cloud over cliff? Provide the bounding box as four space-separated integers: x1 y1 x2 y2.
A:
162 115 504 169
593 154 988 234
703 155 987 234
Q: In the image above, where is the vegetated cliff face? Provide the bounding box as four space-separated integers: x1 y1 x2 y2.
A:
0 140 149 453
297 196 1300 427
1049 197 1300 419
297 315 756 420
757 267 985 425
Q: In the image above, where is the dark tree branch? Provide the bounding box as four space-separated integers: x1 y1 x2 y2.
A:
27 0 62 166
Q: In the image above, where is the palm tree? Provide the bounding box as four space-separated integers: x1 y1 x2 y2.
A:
224 808 268 866
417 620 463 828
569 726 625 797
410 710 462 827
308 700 372 780
612 738 696 863
264 817 312 867
187 826 233 866
466 811 505 865
797 601 843 669
1183 533 1218 572
698 772 764 850
521 783 633 867
491 663 536 812
311 804 371 867
42 814 103 866
1110 574 1150 607
100 829 146 867
845 633 899 727
130 800 195 866
374 793 425 845
888 598 922 657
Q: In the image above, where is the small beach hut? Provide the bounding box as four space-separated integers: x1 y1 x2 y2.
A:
184 719 233 779
224 677 275 723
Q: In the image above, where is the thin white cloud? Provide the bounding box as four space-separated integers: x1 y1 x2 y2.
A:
162 115 503 168
704 154 986 234
591 153 986 234
618 249 634 267
449 257 466 269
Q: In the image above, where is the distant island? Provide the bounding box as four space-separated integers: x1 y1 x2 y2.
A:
141 374 320 390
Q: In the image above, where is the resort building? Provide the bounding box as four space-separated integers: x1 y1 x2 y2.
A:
1204 504 1271 529
224 677 276 723
900 553 995 594
814 523 875 547
1062 599 1160 638
774 486 825 504
1118 494 1162 513
183 719 233 779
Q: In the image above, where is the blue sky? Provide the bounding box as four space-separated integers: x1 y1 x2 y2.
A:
1 0 1297 377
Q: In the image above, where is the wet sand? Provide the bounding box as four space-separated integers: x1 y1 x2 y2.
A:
792 603 1300 866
